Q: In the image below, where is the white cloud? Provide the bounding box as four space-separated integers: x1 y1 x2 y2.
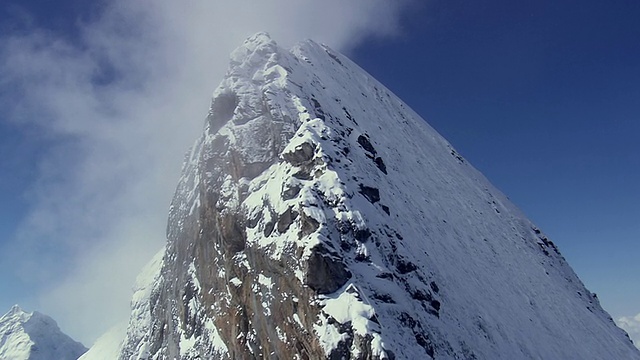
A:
618 313 640 349
0 0 411 345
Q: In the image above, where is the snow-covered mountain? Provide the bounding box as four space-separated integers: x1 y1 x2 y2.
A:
0 305 87 360
107 33 640 359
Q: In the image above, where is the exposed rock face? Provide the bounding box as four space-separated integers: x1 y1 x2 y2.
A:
116 33 640 359
0 305 87 360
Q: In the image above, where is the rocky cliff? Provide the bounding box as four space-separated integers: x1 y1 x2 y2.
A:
115 33 640 359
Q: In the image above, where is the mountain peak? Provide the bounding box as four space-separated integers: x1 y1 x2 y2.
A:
2 304 30 324
0 305 87 360
9 304 24 315
110 34 640 359
244 31 275 47
229 31 279 69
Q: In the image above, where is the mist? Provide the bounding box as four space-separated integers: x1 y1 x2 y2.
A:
0 0 410 344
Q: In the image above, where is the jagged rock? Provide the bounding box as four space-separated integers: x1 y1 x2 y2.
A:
277 206 298 234
359 184 380 204
305 244 352 294
281 182 302 200
357 134 377 155
282 142 316 166
299 210 320 237
374 157 387 174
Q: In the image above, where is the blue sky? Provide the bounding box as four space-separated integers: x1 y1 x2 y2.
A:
0 0 638 345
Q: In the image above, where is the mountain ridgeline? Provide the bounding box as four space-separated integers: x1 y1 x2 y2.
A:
101 33 639 359
0 305 87 360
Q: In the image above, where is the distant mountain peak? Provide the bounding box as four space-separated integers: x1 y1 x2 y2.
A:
0 305 87 360
8 304 27 318
243 31 274 46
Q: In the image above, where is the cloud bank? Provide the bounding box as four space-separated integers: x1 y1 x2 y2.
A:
0 0 410 344
618 313 640 349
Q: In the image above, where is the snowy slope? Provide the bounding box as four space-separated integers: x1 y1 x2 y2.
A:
0 305 87 360
78 323 126 360
79 248 165 360
117 247 166 359
114 33 640 359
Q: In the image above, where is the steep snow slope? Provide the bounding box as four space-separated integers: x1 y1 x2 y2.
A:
78 323 127 360
117 247 166 359
80 248 165 360
115 33 640 359
0 305 87 360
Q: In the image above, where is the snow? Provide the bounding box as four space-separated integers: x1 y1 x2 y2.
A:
179 332 196 357
313 315 347 357
323 286 374 332
315 284 386 356
203 318 229 354
275 326 287 343
257 273 273 290
255 273 275 317
292 313 305 329
78 322 127 360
